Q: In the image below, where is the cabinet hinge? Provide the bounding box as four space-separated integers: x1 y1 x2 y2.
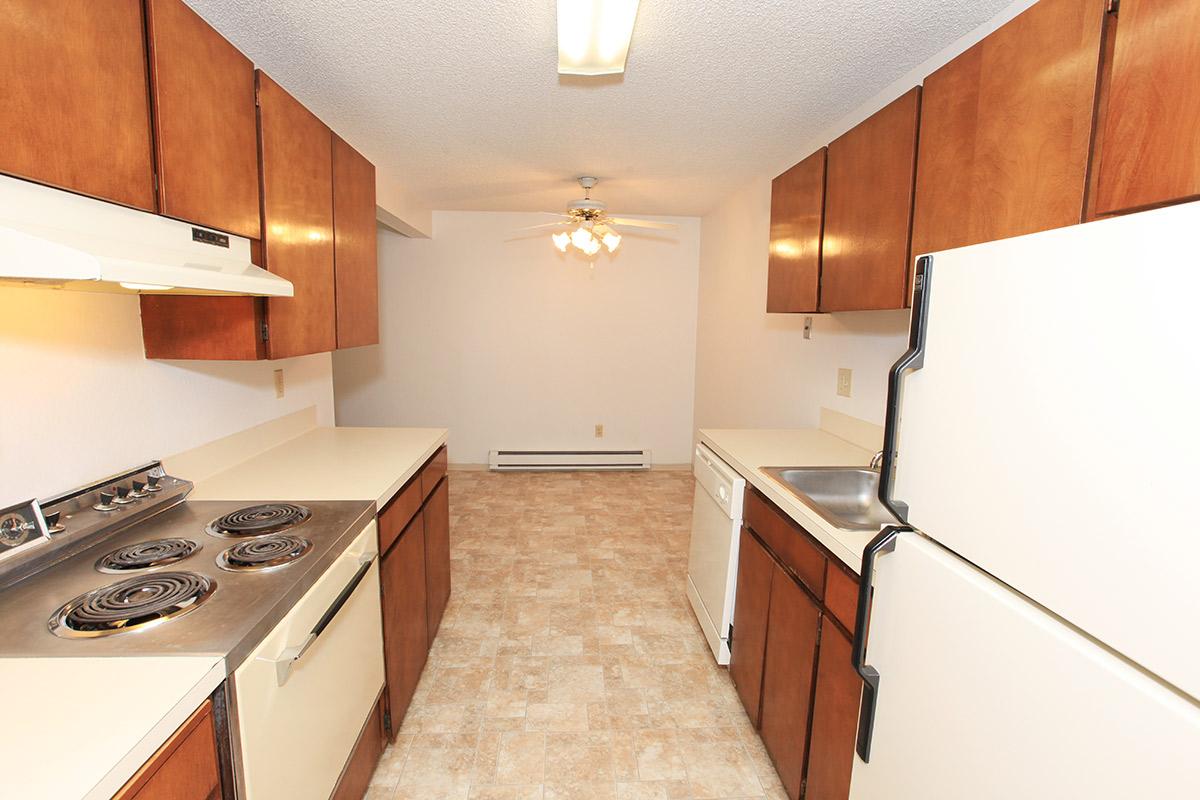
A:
383 710 392 734
260 322 269 342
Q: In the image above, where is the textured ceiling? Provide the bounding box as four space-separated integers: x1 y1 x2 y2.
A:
186 0 1013 216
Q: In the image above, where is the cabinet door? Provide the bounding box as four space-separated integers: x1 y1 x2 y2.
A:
113 699 220 800
145 0 260 238
0 0 155 210
1093 0 1200 215
911 0 1105 257
760 564 822 800
729 528 774 727
423 477 451 642
804 623 859 800
820 88 921 312
380 513 429 738
767 149 826 313
257 71 337 359
332 135 380 349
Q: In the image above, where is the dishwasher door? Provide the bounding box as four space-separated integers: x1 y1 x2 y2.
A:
686 443 745 664
233 522 385 800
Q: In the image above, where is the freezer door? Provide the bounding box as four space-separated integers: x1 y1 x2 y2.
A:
885 201 1200 699
850 532 1200 800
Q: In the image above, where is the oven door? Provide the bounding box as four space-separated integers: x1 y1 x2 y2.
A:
233 522 384 799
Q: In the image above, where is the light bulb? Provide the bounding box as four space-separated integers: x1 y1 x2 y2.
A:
570 227 595 250
581 237 601 256
552 231 570 252
601 231 621 252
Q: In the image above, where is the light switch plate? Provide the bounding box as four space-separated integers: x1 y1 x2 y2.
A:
594 424 604 438
837 368 852 398
273 369 285 399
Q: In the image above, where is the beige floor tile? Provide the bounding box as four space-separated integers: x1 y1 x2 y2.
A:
368 471 788 800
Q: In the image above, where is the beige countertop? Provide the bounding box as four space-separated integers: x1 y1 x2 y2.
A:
698 427 882 572
5 656 224 799
189 426 448 507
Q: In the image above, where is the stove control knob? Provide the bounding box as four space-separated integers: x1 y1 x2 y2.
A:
129 480 149 498
93 491 118 512
112 485 135 505
43 511 66 534
146 474 163 492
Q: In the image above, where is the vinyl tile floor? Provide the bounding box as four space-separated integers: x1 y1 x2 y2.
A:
366 469 788 800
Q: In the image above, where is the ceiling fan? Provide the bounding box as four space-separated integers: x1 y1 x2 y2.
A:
524 177 676 256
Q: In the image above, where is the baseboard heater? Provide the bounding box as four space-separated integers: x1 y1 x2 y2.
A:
488 449 652 471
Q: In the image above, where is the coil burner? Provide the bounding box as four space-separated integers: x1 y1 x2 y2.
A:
49 572 215 638
216 534 312 573
205 503 312 539
96 538 201 573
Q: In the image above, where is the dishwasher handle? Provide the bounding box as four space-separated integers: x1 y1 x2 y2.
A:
267 553 375 686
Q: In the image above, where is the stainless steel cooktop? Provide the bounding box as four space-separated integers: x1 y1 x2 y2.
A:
0 474 373 671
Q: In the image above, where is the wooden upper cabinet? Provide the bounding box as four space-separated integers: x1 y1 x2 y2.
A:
911 0 1106 257
0 0 155 210
820 88 921 312
145 0 261 238
332 135 380 349
767 149 826 313
257 71 337 358
1092 0 1200 215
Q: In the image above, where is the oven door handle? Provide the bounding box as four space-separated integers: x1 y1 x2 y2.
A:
266 553 375 686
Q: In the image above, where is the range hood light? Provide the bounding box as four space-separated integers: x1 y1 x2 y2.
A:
119 282 174 292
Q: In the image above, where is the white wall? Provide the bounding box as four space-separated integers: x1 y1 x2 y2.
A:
0 287 334 506
693 0 1039 432
333 213 702 465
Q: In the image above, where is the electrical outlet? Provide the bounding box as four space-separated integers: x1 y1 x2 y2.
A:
836 368 852 398
803 316 813 340
594 424 604 438
273 368 285 399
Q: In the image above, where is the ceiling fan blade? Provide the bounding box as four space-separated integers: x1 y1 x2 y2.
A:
607 217 677 230
516 221 572 231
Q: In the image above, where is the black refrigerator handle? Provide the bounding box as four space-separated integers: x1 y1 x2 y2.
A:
878 256 933 523
852 524 912 763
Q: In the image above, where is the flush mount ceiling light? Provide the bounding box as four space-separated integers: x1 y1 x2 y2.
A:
518 177 677 261
557 0 641 76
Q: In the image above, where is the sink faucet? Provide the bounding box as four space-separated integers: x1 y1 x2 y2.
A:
870 450 885 470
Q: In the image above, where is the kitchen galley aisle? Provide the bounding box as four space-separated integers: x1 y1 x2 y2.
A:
367 470 786 800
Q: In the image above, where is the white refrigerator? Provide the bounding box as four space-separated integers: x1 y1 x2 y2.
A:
849 201 1200 798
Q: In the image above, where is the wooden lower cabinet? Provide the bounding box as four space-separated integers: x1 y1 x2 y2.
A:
729 527 774 727
380 512 428 738
424 476 451 641
113 699 220 800
805 624 859 800
736 490 863 800
759 562 823 800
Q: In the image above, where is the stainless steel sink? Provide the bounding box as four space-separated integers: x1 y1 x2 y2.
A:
762 467 898 531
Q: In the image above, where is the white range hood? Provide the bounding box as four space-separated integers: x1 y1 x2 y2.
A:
0 175 293 297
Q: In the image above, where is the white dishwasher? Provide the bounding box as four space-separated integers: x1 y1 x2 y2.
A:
686 443 746 665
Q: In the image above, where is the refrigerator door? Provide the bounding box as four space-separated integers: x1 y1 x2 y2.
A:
883 201 1200 699
851 531 1200 799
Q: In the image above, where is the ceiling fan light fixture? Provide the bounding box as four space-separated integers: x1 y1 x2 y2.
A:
570 226 597 250
601 230 621 252
552 231 571 252
557 0 640 76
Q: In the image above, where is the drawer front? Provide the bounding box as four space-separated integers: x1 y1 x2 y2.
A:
378 478 422 555
824 561 859 636
745 489 826 598
420 446 448 499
